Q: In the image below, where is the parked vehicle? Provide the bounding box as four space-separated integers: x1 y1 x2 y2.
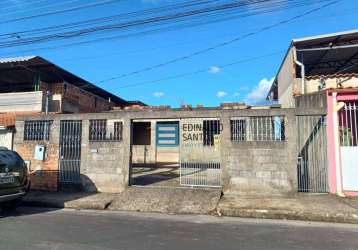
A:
0 147 30 211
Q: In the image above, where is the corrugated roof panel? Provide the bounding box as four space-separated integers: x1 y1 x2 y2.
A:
0 56 36 64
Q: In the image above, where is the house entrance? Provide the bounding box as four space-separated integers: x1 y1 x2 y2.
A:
130 120 180 187
297 115 328 193
339 101 358 192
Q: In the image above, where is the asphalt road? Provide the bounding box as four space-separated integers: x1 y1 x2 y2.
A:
1 207 358 250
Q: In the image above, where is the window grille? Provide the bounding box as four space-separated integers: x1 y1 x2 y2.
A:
89 119 123 141
203 120 221 146
231 116 285 142
339 102 358 147
24 120 52 141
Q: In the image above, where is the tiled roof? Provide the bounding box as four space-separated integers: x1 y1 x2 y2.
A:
306 73 358 80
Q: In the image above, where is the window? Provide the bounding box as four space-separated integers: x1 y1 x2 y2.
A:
203 120 221 146
231 116 285 142
24 120 52 141
89 119 123 141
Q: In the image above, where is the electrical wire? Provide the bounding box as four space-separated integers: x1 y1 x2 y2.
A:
94 0 341 84
113 50 285 89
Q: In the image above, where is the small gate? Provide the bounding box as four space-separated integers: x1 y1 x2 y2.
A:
339 101 358 191
297 115 328 193
59 120 82 185
180 118 221 187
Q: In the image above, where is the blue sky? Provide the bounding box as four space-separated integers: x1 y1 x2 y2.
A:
1 0 357 107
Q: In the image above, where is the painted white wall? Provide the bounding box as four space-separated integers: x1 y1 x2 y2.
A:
0 129 13 150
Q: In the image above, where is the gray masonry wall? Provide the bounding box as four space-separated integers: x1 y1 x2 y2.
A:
223 113 297 196
80 119 131 193
15 107 325 194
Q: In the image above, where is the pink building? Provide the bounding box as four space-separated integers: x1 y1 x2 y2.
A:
267 30 358 197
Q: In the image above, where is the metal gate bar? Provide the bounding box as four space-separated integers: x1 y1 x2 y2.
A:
339 102 358 147
180 118 221 187
297 115 328 193
59 120 82 184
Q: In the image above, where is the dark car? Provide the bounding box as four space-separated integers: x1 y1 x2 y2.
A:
0 147 30 211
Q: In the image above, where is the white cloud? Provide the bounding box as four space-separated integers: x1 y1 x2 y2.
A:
208 66 221 74
216 91 227 98
233 92 240 97
153 91 165 98
244 77 274 104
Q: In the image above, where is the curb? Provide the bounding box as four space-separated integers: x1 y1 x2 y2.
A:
21 199 111 210
22 199 64 209
218 207 358 224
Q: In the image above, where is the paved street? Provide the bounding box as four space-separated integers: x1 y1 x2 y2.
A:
1 207 358 250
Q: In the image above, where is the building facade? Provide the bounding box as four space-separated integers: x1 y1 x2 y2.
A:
267 30 358 197
0 56 133 150
14 105 325 195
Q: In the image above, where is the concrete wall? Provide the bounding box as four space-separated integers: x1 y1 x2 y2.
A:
277 48 296 108
0 91 43 112
295 91 327 109
223 115 297 196
15 107 325 194
80 119 130 193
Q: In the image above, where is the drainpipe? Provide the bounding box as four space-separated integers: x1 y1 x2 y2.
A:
294 59 305 95
45 91 50 115
332 92 345 197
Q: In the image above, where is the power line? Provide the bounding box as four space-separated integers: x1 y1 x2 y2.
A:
114 50 285 89
0 0 84 17
0 0 331 55
0 0 122 25
95 0 341 84
0 0 298 46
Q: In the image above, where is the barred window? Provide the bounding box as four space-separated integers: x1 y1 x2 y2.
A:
203 120 221 146
89 119 123 141
24 120 52 141
231 116 285 142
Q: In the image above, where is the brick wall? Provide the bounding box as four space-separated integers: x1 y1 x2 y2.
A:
40 82 114 113
14 120 60 191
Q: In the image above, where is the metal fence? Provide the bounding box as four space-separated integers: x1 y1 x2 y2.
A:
180 162 221 187
339 101 358 147
180 118 221 187
89 119 123 141
24 120 52 141
231 116 285 142
297 115 328 193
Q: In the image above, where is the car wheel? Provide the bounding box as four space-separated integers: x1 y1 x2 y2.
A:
1 198 22 211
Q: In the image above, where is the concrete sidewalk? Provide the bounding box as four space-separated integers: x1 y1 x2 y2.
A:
217 194 358 224
22 190 358 224
22 187 221 215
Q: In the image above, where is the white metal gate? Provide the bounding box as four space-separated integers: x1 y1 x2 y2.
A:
179 118 221 187
339 102 358 191
297 115 328 193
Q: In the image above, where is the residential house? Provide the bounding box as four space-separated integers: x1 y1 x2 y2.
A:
0 56 132 149
267 30 358 197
